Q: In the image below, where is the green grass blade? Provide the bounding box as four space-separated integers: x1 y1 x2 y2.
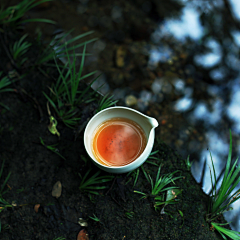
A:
141 165 150 183
21 18 56 24
54 58 71 104
0 172 11 194
57 38 97 55
82 186 107 190
134 190 147 197
76 44 86 100
80 169 91 186
211 222 240 240
63 31 94 45
42 92 58 110
76 76 99 104
145 160 159 166
209 151 217 198
23 0 52 11
221 130 233 187
133 168 139 187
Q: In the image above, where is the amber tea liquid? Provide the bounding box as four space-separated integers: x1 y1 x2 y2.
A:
92 118 147 166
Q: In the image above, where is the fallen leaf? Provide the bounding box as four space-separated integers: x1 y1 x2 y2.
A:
52 181 62 198
34 204 40 213
77 229 89 240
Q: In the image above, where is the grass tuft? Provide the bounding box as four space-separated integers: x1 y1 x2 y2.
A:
79 169 113 195
207 130 240 223
43 45 99 128
134 164 181 210
211 222 240 240
96 94 118 112
36 30 96 65
9 34 31 67
0 0 55 26
0 72 15 93
205 130 240 238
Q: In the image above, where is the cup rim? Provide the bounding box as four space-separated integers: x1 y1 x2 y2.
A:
84 106 150 169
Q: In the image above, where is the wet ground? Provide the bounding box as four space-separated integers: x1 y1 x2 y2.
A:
1 0 240 237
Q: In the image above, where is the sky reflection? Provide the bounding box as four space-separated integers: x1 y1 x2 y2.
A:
162 6 203 40
148 0 240 232
194 39 222 68
227 82 240 133
229 0 240 19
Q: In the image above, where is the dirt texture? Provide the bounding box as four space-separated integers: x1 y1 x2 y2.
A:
0 34 224 240
0 2 228 239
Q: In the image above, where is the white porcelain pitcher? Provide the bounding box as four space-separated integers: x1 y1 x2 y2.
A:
84 106 159 173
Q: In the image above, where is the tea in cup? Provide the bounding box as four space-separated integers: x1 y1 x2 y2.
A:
84 107 158 173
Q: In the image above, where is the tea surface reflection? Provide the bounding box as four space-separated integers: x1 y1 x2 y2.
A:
92 118 147 166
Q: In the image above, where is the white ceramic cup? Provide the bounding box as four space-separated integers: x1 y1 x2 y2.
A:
84 106 158 173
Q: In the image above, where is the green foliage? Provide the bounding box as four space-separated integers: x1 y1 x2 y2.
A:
207 130 240 223
0 72 15 93
185 155 192 170
132 168 140 187
154 188 182 210
39 137 66 160
178 210 184 228
0 71 16 110
127 150 160 187
0 0 55 26
89 214 100 222
9 34 31 67
146 150 160 166
125 211 134 219
36 30 97 65
134 165 181 210
43 45 98 128
211 222 240 240
0 220 9 233
79 169 113 195
126 167 140 187
96 94 118 113
150 165 181 196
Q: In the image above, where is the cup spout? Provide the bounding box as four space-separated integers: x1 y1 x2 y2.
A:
148 117 159 129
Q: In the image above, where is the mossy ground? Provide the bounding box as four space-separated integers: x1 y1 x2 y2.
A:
0 29 225 240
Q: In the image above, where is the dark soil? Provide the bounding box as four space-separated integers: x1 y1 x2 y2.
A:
0 17 224 240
